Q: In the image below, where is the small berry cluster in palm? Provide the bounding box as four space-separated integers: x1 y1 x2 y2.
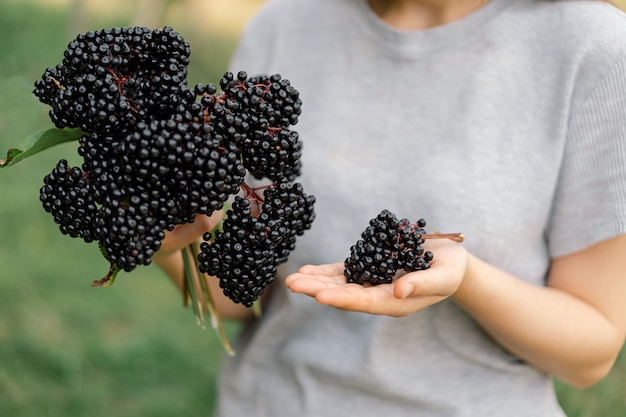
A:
344 210 434 285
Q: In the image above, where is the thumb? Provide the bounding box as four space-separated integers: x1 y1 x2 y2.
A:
393 232 468 299
393 262 458 300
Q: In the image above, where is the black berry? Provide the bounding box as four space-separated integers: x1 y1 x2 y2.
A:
34 26 315 298
344 210 431 285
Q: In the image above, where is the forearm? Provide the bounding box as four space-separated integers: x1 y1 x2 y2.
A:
453 254 624 388
285 236 626 387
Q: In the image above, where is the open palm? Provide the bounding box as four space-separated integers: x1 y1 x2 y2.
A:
285 238 468 317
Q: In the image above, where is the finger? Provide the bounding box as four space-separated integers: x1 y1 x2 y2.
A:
315 284 387 312
296 262 345 276
316 285 440 317
393 259 460 299
285 271 345 295
287 272 447 316
394 238 468 299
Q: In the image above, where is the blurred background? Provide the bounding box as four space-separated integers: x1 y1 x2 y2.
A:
0 0 625 416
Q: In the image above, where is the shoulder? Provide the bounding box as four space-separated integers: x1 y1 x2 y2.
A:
243 0 353 31
555 2 626 99
501 1 626 96
548 1 626 48
231 0 358 73
503 1 626 49
521 1 626 58
237 0 351 51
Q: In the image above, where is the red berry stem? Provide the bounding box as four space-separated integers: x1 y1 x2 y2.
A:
422 232 465 243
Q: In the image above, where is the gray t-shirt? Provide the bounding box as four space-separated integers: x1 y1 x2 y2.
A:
216 0 626 416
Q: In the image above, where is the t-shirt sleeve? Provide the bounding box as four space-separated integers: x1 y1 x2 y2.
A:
547 58 626 258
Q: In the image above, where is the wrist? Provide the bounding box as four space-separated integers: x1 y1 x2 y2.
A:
451 251 486 307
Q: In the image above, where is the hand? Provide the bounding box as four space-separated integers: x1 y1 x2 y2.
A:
154 210 224 258
284 238 469 317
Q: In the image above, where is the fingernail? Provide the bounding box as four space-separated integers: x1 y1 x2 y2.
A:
400 284 414 299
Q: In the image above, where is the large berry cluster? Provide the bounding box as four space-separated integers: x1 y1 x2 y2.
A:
344 210 433 285
197 182 315 307
34 26 314 299
33 26 190 134
220 72 302 181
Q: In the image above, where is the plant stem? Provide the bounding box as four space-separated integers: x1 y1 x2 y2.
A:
182 246 204 328
91 263 121 287
422 232 464 242
192 240 235 356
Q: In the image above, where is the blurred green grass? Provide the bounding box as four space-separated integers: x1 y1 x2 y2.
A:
0 1 241 416
0 1 625 417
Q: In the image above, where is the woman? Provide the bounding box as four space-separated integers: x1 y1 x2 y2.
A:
154 0 626 415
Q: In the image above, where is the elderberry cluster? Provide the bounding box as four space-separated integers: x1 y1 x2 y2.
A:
219 71 302 181
197 182 315 307
34 26 315 289
344 210 433 285
40 159 98 243
33 26 191 134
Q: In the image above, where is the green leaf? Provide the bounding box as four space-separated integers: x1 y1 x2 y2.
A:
0 127 84 170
